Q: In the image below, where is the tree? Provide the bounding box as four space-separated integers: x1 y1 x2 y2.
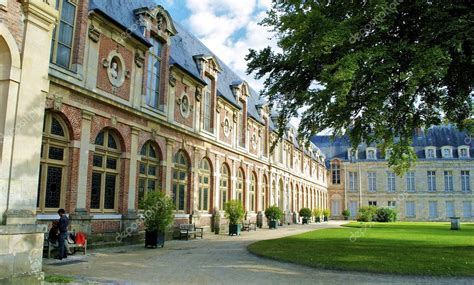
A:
247 0 473 174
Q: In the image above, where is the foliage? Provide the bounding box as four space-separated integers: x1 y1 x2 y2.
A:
44 275 75 283
246 1 473 174
322 208 331 217
142 191 175 232
313 208 322 217
375 207 398 222
248 222 474 276
356 206 378 222
265 205 283 221
224 200 245 225
342 209 351 218
299 207 312 219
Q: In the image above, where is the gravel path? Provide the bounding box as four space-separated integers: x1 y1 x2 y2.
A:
43 221 473 285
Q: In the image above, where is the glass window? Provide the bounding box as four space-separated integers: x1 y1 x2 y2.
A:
198 159 211 211
37 112 69 212
236 168 245 206
406 171 415 192
427 171 436 192
349 172 358 192
203 76 213 132
367 149 376 160
427 148 435 158
172 151 188 212
387 171 396 192
50 0 77 69
138 142 161 208
349 201 358 217
443 148 452 158
91 129 121 212
331 161 341 185
388 201 396 207
261 175 268 210
446 201 455 217
463 201 472 218
460 148 469 158
146 38 163 109
368 172 377 192
368 201 377 206
444 171 454 192
219 163 230 211
405 201 415 217
461 171 470 192
249 173 257 212
429 201 438 218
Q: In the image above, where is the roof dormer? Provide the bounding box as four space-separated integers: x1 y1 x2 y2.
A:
231 80 250 102
134 5 177 41
458 145 470 158
425 146 436 159
193 54 222 79
441 146 453 158
366 147 377 160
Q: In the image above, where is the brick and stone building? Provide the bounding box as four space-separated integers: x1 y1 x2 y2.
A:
0 0 328 280
312 126 473 221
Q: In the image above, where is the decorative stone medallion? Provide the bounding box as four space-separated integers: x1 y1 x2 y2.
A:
178 93 191 118
104 51 126 87
223 117 231 137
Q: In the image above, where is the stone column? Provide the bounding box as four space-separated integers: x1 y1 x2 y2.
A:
165 138 174 196
214 155 221 211
244 165 250 212
122 127 140 231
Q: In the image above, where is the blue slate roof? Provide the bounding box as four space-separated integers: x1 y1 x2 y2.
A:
311 125 473 161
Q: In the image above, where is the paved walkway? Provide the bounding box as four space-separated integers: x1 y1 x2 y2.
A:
43 222 473 285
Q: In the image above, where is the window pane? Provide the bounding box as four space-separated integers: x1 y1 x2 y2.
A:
61 1 76 25
104 174 116 209
58 23 73 46
147 180 156 192
48 147 65 161
37 165 42 208
91 172 102 209
45 166 62 208
149 146 157 158
138 179 145 207
51 117 65 136
139 163 146 175
56 44 71 68
108 134 117 149
93 155 103 167
95 131 104 146
106 158 117 170
179 184 185 210
148 165 157 176
203 188 208 210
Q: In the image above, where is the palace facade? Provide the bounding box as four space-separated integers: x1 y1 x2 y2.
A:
0 2 328 276
312 126 473 221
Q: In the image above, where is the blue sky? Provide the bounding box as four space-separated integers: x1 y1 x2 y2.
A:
155 0 276 92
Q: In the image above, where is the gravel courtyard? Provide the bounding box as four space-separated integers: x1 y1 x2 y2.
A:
43 222 473 285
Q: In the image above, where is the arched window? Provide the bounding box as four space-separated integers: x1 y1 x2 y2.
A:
261 175 268 210
220 163 230 210
37 112 69 212
198 158 211 211
91 129 121 212
279 179 284 209
173 151 189 212
138 142 160 208
236 168 245 205
331 160 341 184
146 37 163 109
250 173 257 212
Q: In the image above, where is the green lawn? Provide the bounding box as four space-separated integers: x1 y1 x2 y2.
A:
248 222 474 276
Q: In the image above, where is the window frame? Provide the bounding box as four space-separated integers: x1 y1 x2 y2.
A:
172 151 189 212
138 142 161 208
198 158 211 212
461 170 470 192
219 163 230 211
146 37 163 110
50 0 77 69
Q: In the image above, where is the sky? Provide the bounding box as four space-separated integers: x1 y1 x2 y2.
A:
156 0 276 93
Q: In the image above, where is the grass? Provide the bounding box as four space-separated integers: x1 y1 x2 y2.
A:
44 275 75 283
248 222 474 276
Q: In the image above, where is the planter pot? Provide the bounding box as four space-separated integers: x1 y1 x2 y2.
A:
302 218 308 224
344 216 349 220
324 216 328 222
316 217 321 223
145 230 165 248
229 224 241 236
269 220 278 229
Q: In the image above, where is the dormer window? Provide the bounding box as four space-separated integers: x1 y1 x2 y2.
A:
385 149 392 159
331 160 341 185
441 147 452 158
348 148 358 161
203 76 214 132
146 37 163 110
426 147 436 159
366 148 376 160
458 146 470 158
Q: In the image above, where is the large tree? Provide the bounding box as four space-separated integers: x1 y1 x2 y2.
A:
247 0 473 174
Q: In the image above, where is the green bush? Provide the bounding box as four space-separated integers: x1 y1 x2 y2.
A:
224 200 245 225
342 209 351 218
375 207 398 222
313 208 322 217
299 207 312 219
265 205 283 221
323 208 331 217
356 206 378 222
142 191 175 232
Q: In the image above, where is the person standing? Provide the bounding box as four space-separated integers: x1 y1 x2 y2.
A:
56 208 69 260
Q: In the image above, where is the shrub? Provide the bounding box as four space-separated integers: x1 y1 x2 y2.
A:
265 205 283 221
375 207 398 222
224 200 245 225
142 191 175 232
299 208 312 219
342 209 351 218
356 206 378 222
323 208 331 217
313 208 322 217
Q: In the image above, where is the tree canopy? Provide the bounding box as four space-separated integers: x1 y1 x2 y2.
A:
247 0 473 174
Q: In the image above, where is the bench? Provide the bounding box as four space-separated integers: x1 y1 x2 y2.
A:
44 232 87 258
179 223 204 240
242 220 257 232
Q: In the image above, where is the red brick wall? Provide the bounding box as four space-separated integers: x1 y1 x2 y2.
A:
72 0 89 68
0 1 24 53
219 110 233 145
91 220 121 234
96 35 133 101
173 81 195 128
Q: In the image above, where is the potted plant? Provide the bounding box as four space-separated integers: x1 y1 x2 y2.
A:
299 208 312 224
142 191 174 248
342 209 351 220
323 208 331 222
264 205 283 229
313 209 322 223
224 200 245 236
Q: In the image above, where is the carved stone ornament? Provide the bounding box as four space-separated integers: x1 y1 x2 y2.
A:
258 128 262 138
102 58 109 68
233 113 238 123
216 101 222 113
111 116 118 125
53 95 63 111
169 74 177 87
88 24 101 42
151 128 158 139
195 89 202 102
134 52 145 68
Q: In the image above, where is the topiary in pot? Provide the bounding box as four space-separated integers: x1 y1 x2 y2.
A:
313 209 322 223
224 200 245 236
264 205 283 229
142 191 174 248
323 208 331 221
299 208 312 224
342 209 351 220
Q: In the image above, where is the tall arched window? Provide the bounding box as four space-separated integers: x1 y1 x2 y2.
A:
91 129 121 212
236 168 245 205
250 172 257 212
261 175 268 210
37 112 69 212
138 142 161 207
173 151 189 212
219 163 230 210
331 160 341 184
198 158 211 211
146 37 163 109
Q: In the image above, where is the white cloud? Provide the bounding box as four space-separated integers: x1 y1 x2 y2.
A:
183 0 277 93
